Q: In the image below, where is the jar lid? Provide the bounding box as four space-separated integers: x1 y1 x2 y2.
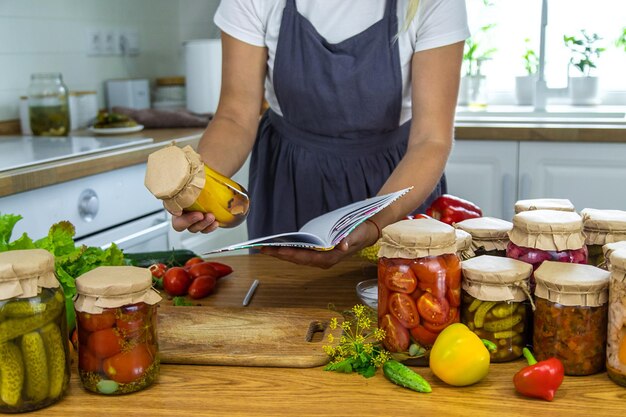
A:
508 209 585 251
534 261 609 307
461 255 532 302
0 249 59 300
378 218 457 259
455 229 475 260
156 76 185 86
514 198 575 214
455 217 512 251
603 241 626 264
609 249 626 281
581 208 626 246
144 144 206 215
75 266 162 313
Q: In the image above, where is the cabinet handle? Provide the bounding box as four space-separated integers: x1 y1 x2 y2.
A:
520 174 532 200
502 174 515 221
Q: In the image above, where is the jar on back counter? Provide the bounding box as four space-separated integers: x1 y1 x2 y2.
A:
74 266 162 395
455 217 512 258
153 76 186 110
507 210 587 291
460 255 533 362
607 249 626 387
455 228 475 260
377 218 460 364
28 72 70 136
0 249 70 413
581 208 626 268
145 144 250 228
533 261 610 376
514 198 575 214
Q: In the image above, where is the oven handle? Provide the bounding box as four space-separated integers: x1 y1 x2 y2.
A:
102 221 170 250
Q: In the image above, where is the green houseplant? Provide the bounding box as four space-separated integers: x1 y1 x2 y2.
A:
515 38 539 105
616 27 626 52
459 23 497 108
563 30 605 105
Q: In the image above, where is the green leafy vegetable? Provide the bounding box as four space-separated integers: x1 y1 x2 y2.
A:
172 296 193 306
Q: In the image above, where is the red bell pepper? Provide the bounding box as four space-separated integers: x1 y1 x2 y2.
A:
425 194 482 225
513 347 564 401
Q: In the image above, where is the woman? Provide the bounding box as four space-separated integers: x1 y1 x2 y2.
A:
173 0 469 268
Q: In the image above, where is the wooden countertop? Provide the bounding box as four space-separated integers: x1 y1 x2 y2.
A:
44 254 625 417
455 122 626 142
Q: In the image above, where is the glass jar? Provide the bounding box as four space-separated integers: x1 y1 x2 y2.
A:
27 73 70 136
153 76 186 109
460 255 533 362
581 208 626 268
455 228 475 260
0 249 70 413
455 217 512 258
507 210 587 292
74 266 162 395
603 242 626 271
533 261 609 376
145 144 250 228
607 249 626 387
514 198 575 214
377 219 460 364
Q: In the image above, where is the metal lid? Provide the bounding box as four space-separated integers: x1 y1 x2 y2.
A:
534 261 609 307
378 218 456 259
581 208 626 245
0 249 59 300
461 255 532 302
514 198 575 214
508 209 585 251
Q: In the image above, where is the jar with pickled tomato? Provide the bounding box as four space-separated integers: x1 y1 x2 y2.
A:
533 261 609 376
455 217 512 258
377 218 460 364
514 198 575 214
507 210 587 292
607 249 626 387
145 144 249 228
74 266 162 395
580 208 626 268
0 249 70 413
454 228 475 260
460 255 533 362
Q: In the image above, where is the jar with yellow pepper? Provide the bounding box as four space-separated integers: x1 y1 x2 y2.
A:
580 208 626 268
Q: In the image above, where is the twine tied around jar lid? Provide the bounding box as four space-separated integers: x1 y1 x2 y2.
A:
0 249 59 300
508 209 586 252
534 261 610 307
454 217 513 252
454 229 475 260
378 218 457 259
75 266 162 314
144 144 206 215
581 208 626 246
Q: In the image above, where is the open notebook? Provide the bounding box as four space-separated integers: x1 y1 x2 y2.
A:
203 187 412 254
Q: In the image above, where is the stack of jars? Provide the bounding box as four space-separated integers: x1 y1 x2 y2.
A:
581 208 626 268
455 217 512 258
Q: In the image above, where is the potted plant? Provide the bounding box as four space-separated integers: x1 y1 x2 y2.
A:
564 30 605 105
459 24 497 109
616 27 626 51
515 38 539 106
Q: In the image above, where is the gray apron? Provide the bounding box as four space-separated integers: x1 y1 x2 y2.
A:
247 0 445 238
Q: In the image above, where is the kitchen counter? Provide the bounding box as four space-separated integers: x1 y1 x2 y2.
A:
44 254 625 416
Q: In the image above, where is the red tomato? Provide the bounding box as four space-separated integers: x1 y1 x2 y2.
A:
187 262 219 280
87 328 123 358
148 263 167 278
163 267 192 296
78 346 101 373
444 254 462 307
379 314 410 352
204 261 233 278
422 307 458 333
77 310 116 332
378 284 389 319
410 325 439 347
388 292 420 329
417 279 446 299
184 257 204 269
116 315 145 339
410 257 447 284
103 343 154 384
416 292 450 325
187 275 217 299
383 265 417 294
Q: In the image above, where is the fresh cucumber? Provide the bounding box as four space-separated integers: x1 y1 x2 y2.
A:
383 360 432 393
124 249 199 268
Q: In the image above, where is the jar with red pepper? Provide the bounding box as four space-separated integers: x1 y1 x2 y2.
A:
425 194 482 225
607 249 626 387
580 208 626 268
533 261 610 376
514 198 575 214
377 218 460 364
74 266 162 395
455 217 512 258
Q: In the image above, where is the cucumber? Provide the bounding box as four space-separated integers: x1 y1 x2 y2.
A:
383 360 432 393
124 249 199 268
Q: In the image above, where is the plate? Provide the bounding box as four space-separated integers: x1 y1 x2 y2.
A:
356 279 378 310
88 124 144 135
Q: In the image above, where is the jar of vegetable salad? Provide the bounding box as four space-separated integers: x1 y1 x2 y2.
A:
455 217 512 258
607 249 626 387
533 261 609 376
580 208 626 268
0 249 70 413
514 198 575 214
75 266 162 395
377 218 460 364
460 255 533 362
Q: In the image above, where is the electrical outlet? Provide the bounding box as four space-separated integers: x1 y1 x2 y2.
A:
119 29 140 56
86 28 103 56
102 29 117 55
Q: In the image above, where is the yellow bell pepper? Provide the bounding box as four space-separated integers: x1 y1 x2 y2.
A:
429 323 492 386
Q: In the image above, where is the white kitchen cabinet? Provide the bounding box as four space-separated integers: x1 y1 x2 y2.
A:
445 140 519 220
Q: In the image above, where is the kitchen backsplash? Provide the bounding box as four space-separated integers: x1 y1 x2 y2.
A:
0 0 220 121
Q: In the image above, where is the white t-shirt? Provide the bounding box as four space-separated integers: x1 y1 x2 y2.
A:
214 0 470 125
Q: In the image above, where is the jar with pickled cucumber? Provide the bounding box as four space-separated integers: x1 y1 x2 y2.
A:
514 198 575 214
533 261 609 376
580 208 626 268
454 228 475 260
607 249 626 387
74 266 162 395
0 249 70 413
27 73 70 136
377 219 461 364
145 144 250 228
460 255 533 362
455 217 512 258
507 210 587 292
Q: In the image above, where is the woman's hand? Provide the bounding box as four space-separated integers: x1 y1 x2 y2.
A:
171 211 219 234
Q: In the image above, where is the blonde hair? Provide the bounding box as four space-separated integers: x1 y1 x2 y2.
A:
401 0 420 33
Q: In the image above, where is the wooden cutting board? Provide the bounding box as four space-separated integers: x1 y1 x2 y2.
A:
157 305 343 368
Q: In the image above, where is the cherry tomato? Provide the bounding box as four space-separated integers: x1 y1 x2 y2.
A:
103 343 154 384
410 325 439 347
87 328 123 358
184 257 204 269
77 310 116 332
378 283 389 319
163 267 192 296
379 314 410 352
148 263 167 278
444 253 462 307
116 314 145 338
388 292 420 329
417 279 446 299
410 257 447 284
78 346 101 373
187 275 217 299
383 264 417 294
422 307 458 333
188 262 219 280
416 292 450 325
204 261 233 278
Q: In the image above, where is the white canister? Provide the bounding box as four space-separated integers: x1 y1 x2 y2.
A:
69 91 99 130
185 39 221 114
19 96 32 135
